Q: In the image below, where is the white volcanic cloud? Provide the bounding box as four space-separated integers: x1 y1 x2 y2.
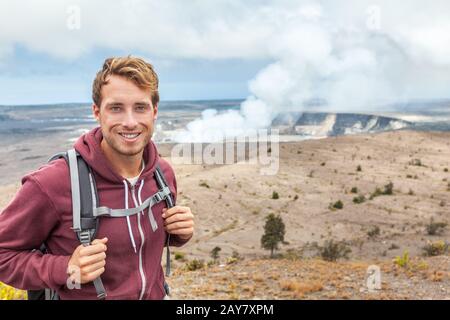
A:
1 0 450 141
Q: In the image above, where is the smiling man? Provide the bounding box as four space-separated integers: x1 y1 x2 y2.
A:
0 56 194 300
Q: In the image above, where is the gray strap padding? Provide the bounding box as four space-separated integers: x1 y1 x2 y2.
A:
93 186 171 218
67 149 82 232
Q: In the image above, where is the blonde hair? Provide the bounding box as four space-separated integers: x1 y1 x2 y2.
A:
92 56 159 107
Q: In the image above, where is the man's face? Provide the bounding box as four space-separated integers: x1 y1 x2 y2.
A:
93 75 158 157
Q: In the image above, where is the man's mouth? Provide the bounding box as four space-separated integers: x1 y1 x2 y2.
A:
119 132 141 140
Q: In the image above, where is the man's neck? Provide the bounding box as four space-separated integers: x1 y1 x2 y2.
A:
101 140 144 179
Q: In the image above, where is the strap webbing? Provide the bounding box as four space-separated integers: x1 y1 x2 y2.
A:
155 165 175 277
93 186 171 217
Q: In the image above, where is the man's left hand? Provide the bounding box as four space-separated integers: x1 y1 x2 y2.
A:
162 206 194 240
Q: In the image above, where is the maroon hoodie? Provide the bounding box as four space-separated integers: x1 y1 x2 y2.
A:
0 127 190 299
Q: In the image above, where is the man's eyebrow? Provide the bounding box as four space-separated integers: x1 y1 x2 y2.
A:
134 102 151 106
106 102 124 106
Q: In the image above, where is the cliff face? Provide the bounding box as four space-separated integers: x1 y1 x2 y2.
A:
271 112 411 138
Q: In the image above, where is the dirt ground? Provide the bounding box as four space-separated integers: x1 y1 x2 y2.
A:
1 129 449 299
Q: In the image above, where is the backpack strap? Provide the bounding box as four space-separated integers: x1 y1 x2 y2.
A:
154 163 175 279
67 149 107 300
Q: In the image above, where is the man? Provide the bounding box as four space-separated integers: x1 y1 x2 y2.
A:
0 56 194 299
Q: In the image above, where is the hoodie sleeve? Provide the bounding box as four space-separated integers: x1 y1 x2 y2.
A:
0 175 70 291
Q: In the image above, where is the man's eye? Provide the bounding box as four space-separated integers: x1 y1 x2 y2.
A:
110 106 121 112
136 106 147 112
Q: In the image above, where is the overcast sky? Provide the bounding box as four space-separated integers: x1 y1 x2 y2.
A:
0 0 449 106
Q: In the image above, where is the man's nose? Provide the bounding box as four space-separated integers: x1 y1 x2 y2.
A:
122 109 138 128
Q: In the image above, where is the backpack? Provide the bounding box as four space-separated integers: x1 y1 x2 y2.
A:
27 149 174 300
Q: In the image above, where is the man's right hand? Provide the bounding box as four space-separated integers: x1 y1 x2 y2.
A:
67 237 108 284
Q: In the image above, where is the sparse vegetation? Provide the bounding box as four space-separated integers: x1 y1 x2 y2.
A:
426 219 447 235
353 195 366 204
350 187 358 194
357 165 362 172
329 200 344 210
384 182 394 195
409 159 424 167
279 279 323 298
231 250 241 261
319 240 351 261
422 240 449 257
370 182 394 199
199 181 210 188
174 251 186 261
388 243 400 250
185 259 206 271
210 246 222 263
394 250 410 268
367 226 381 238
271 191 279 200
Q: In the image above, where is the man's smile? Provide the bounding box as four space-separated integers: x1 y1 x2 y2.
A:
119 132 141 141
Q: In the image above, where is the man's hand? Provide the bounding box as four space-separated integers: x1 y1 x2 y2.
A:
67 237 108 284
162 206 194 240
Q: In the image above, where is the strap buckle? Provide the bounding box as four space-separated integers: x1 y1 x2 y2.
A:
78 230 92 245
154 192 164 203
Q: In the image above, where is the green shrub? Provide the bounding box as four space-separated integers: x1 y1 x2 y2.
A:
426 219 447 235
333 200 343 210
370 182 394 199
367 226 380 238
353 195 366 204
210 246 221 262
199 181 210 188
422 241 448 257
271 191 279 199
409 159 423 166
185 259 206 271
394 251 409 268
174 251 186 261
319 240 351 261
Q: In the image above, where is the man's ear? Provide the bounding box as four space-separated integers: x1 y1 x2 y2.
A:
92 103 100 122
153 102 158 120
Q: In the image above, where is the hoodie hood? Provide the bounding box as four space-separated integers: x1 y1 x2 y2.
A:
74 127 159 184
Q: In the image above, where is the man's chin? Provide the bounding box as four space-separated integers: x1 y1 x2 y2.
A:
118 147 145 157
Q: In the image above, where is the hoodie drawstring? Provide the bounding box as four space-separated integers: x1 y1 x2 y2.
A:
123 180 137 253
137 179 158 232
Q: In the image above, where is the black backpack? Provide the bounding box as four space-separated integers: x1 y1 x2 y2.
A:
27 149 174 300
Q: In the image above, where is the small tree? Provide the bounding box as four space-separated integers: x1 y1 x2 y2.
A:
261 214 286 258
210 246 221 263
